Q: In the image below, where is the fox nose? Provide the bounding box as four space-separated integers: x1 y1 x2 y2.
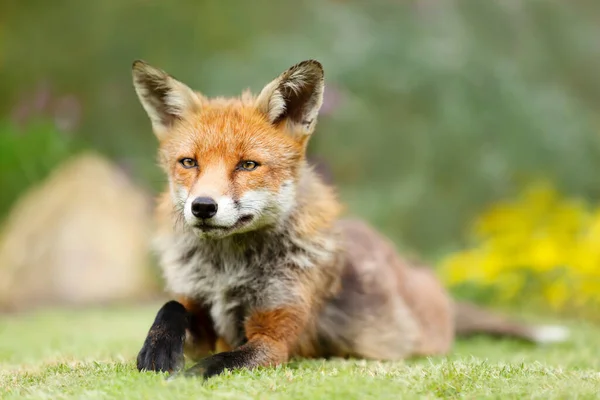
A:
191 197 218 219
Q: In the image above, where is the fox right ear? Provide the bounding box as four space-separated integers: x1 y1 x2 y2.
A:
132 60 200 140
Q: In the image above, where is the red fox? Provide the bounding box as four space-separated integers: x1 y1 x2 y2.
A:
132 59 568 378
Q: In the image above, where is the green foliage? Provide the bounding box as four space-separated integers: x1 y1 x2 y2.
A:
1 0 600 254
0 121 80 218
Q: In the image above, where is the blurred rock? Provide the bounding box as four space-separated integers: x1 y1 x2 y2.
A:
0 152 159 312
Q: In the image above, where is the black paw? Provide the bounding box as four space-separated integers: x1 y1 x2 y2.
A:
136 300 189 373
185 349 253 379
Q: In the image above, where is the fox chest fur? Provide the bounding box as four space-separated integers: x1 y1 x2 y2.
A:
155 226 339 347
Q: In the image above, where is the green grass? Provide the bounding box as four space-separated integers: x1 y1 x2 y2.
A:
1 304 599 399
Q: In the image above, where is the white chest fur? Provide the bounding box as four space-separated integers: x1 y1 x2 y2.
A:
154 227 336 346
155 231 299 346
158 236 255 345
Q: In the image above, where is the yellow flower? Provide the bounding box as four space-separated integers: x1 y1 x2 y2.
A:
580 277 600 305
496 272 525 302
474 203 522 238
543 281 569 310
440 250 480 285
440 180 600 315
526 236 566 273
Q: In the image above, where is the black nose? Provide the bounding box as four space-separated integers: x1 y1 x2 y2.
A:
191 197 218 219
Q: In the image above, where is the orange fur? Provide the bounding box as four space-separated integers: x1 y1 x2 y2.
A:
159 106 305 201
243 306 310 366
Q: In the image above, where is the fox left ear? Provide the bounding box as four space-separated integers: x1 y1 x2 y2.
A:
255 60 324 136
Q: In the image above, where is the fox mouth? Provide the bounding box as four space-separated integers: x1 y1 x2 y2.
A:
193 214 254 232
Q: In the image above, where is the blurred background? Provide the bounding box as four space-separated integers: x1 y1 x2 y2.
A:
1 0 600 319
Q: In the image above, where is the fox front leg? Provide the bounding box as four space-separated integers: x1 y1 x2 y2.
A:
185 306 308 379
136 300 188 373
137 298 217 373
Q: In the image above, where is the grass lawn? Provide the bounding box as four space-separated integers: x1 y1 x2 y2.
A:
1 303 599 399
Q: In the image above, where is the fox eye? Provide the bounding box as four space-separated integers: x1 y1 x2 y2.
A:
238 160 259 171
179 158 197 169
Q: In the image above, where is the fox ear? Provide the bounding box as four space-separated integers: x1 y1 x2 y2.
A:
132 60 200 140
256 60 324 136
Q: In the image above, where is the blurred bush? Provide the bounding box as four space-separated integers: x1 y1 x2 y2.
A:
441 182 600 318
1 0 600 256
0 120 80 217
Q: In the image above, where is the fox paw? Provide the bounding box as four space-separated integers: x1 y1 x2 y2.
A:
185 349 252 379
136 301 188 373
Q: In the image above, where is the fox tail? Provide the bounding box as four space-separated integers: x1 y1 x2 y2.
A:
454 301 569 344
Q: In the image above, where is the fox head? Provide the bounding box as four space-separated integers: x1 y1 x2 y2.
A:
132 60 325 238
